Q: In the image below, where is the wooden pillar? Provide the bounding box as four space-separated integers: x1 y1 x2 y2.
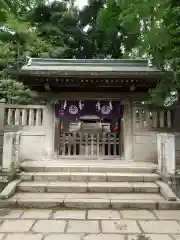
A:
123 100 133 161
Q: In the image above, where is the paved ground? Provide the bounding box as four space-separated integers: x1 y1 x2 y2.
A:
0 209 179 239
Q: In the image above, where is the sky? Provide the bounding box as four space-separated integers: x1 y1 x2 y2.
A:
76 0 88 9
49 0 88 9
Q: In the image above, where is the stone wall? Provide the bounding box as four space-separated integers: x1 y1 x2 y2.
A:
131 103 174 162
1 98 180 163
133 132 157 162
2 104 55 161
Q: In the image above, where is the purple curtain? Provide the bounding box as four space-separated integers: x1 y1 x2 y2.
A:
55 100 124 120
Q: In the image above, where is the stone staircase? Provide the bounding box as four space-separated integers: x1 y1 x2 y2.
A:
6 160 180 209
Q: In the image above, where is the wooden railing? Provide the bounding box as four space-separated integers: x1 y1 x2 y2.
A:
58 132 121 157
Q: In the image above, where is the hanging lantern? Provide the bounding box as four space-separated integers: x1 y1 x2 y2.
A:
114 125 119 132
113 119 119 133
60 120 64 130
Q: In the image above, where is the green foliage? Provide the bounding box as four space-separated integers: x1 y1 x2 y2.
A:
0 78 37 104
0 0 49 103
110 0 180 106
0 0 179 105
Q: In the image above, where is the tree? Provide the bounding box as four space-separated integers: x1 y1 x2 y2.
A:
29 0 133 59
97 0 180 106
96 0 138 58
28 0 82 58
2 0 179 105
0 79 37 104
0 0 50 103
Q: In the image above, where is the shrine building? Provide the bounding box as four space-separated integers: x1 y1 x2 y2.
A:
11 58 177 162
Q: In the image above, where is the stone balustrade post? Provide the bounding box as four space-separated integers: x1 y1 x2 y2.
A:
157 133 175 175
0 101 5 168
42 104 55 158
2 131 21 172
2 132 14 172
0 101 5 130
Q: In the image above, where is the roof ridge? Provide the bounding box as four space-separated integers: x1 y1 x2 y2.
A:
26 57 150 67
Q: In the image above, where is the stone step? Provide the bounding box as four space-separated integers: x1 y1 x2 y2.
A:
4 192 179 210
17 181 159 193
19 172 160 182
20 161 157 173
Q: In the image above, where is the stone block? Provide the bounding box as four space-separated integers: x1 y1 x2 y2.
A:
5 234 43 240
32 220 66 233
88 182 132 193
52 210 86 219
88 173 107 182
22 165 45 172
67 220 100 233
156 181 177 201
47 182 87 193
16 192 67 199
34 173 70 181
88 210 120 220
83 234 124 240
143 174 160 182
45 166 63 172
131 183 159 193
18 182 47 193
172 235 180 240
0 198 18 208
101 220 141 234
129 234 173 240
0 220 35 232
139 220 180 234
70 173 107 182
88 166 109 173
153 210 180 220
19 173 34 181
70 173 88 182
158 201 180 210
0 180 21 199
56 166 88 172
21 210 53 219
111 200 158 210
66 193 109 199
44 234 83 240
108 193 163 200
64 198 110 209
128 167 155 173
17 198 64 208
106 173 143 182
0 209 24 219
120 210 156 219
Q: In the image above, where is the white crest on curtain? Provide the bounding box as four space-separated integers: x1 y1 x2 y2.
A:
109 101 113 110
96 101 101 111
63 100 67 110
79 100 84 110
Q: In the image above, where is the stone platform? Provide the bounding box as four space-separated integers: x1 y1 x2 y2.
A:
0 209 179 239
